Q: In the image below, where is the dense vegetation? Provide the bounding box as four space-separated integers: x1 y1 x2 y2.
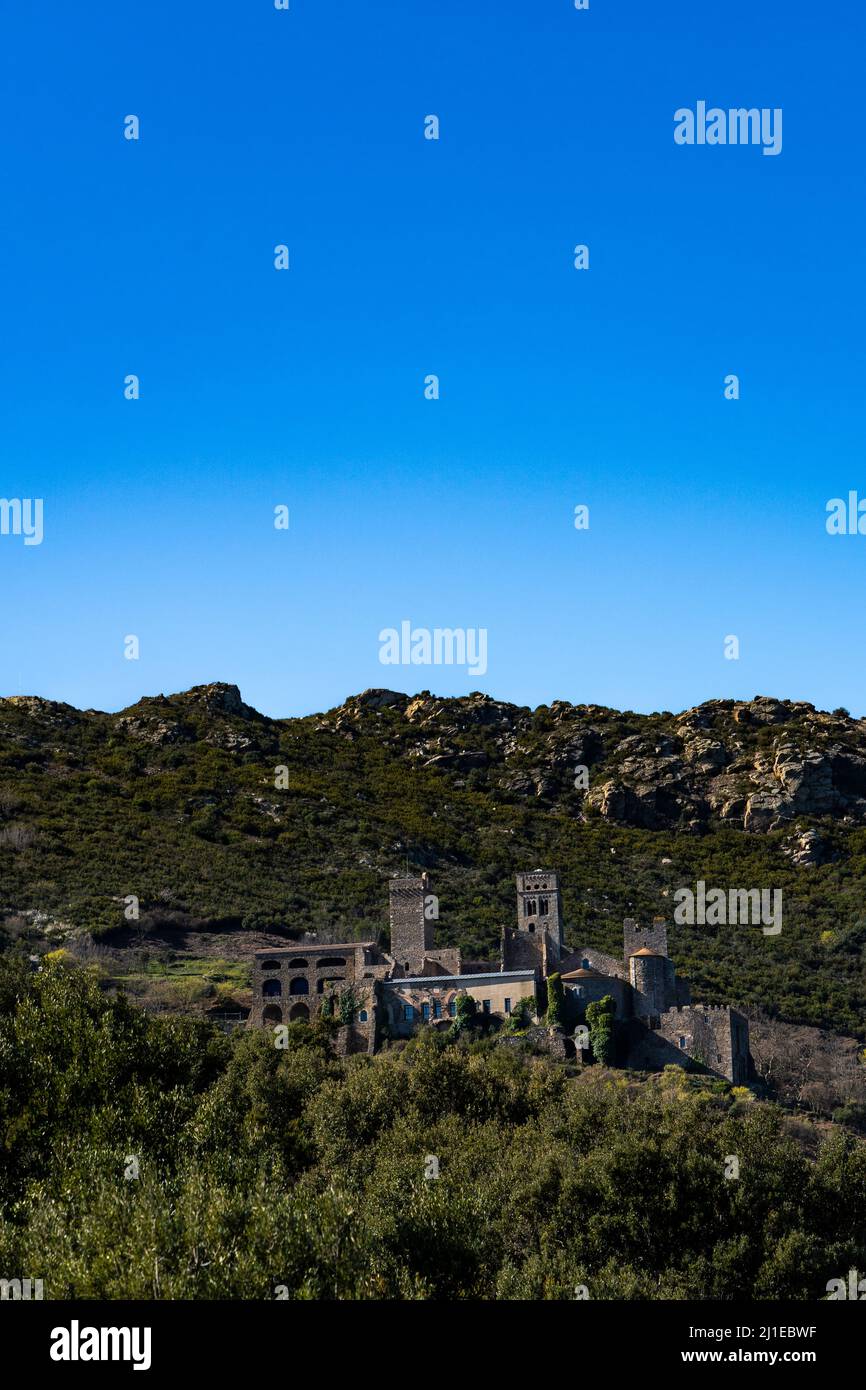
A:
0 955 864 1300
2 683 866 1035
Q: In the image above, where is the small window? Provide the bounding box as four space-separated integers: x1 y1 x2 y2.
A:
504 998 512 1014
678 1036 687 1049
582 958 590 969
482 999 491 1014
422 1003 430 1022
433 1001 442 1019
359 1010 368 1022
448 1002 456 1018
403 1004 414 1021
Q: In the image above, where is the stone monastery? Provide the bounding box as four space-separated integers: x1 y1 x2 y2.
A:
250 869 750 1083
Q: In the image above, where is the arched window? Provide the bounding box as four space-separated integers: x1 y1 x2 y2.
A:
358 1010 368 1023
538 897 548 915
582 957 590 969
289 977 309 995
289 1002 310 1022
260 959 282 972
263 1004 282 1024
287 958 308 969
528 924 535 933
263 978 281 997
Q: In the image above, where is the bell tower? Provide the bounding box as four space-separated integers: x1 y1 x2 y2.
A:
516 869 562 954
502 869 562 973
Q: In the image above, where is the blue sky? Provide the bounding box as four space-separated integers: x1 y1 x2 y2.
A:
1 0 864 718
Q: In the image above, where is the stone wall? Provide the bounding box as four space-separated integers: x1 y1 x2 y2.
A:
500 924 546 975
560 946 628 981
626 1004 750 1083
564 973 628 1018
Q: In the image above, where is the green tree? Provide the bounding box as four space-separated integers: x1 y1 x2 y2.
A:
448 991 477 1039
546 973 565 1027
586 995 616 1065
508 996 535 1032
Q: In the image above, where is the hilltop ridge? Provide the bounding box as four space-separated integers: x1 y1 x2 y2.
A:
2 683 866 1036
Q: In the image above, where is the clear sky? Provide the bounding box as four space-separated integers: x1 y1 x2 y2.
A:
1 0 864 718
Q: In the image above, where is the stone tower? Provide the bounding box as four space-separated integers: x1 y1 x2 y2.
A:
388 874 434 975
516 869 563 956
502 869 562 973
623 915 668 960
628 948 676 1018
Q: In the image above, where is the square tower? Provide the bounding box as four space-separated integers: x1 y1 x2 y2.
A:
389 873 434 975
515 869 562 962
623 916 668 961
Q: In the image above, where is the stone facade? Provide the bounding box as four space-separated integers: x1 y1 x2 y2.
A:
248 939 387 1047
248 866 751 1082
383 970 537 1038
625 1004 750 1082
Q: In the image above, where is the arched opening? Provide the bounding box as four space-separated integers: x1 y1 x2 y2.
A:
262 978 282 997
317 957 346 969
528 923 535 933
287 958 308 969
263 1004 282 1024
317 977 341 994
289 1002 310 1022
289 977 309 995
260 959 282 972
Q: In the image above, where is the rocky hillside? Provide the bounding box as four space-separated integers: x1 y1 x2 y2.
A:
2 683 866 1035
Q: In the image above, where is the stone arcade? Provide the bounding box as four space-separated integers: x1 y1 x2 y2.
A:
249 869 750 1082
